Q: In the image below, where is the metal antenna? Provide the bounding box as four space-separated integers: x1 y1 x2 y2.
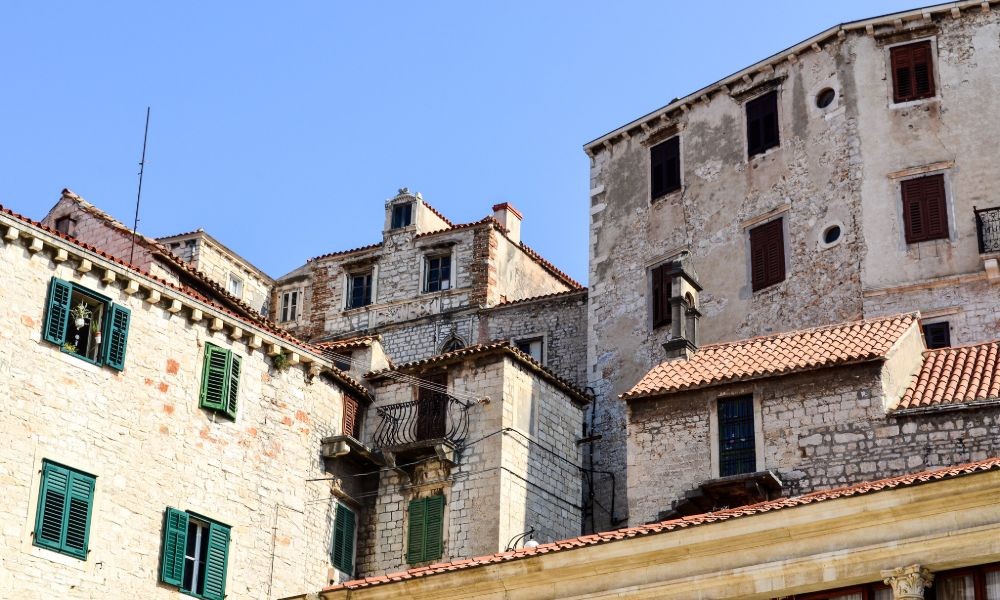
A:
129 107 151 266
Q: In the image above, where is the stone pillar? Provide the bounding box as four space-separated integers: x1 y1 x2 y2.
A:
881 564 934 600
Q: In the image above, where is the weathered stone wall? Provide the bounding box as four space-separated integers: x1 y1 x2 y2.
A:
356 355 583 576
625 362 1000 526
491 230 572 305
0 230 355 598
163 235 272 315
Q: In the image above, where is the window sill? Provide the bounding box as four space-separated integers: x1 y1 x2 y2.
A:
52 346 106 375
651 187 683 205
889 96 938 110
751 279 785 294
747 145 781 164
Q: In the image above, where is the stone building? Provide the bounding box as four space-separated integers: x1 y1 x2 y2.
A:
584 0 1000 529
0 203 371 598
271 188 588 388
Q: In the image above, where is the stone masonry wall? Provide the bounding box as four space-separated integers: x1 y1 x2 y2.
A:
0 231 355 598
168 236 272 315
625 363 1000 526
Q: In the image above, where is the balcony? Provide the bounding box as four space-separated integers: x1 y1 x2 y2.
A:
371 395 472 458
975 207 1000 281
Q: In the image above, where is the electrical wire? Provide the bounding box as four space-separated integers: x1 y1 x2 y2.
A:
324 348 482 404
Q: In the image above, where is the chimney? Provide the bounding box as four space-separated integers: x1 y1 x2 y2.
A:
492 202 523 244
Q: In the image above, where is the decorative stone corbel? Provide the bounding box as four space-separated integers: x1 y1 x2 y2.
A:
124 279 140 295
53 249 69 263
102 269 116 285
28 237 44 253
209 317 224 331
145 289 161 304
189 308 203 322
167 299 182 314
77 259 92 273
3 226 20 241
881 565 934 600
248 335 263 349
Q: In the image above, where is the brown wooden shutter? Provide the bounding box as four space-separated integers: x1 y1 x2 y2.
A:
651 264 671 328
891 41 934 103
902 174 948 243
891 44 914 102
911 41 934 97
343 395 359 439
750 218 785 291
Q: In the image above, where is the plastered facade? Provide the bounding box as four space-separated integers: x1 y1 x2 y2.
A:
586 4 1000 529
0 215 360 599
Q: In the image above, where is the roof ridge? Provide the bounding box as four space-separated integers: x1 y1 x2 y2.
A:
700 312 918 351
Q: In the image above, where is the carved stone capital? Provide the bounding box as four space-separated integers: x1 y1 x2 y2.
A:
881 564 934 599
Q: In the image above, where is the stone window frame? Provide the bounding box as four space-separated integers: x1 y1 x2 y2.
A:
403 487 450 566
513 334 546 365
884 36 940 109
227 273 243 299
743 211 790 294
893 166 956 248
420 248 456 294
344 267 376 310
279 289 301 322
708 391 765 479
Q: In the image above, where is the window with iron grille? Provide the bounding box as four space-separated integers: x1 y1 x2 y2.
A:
33 460 96 560
901 174 949 244
417 373 448 441
922 321 951 349
891 41 935 103
718 395 755 477
391 203 413 229
424 255 451 292
650 136 681 200
347 271 373 308
749 218 786 292
746 90 779 157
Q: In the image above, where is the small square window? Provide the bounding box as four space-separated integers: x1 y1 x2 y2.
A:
749 218 786 292
515 337 544 364
922 321 951 349
280 290 299 322
228 274 243 298
347 271 373 308
43 277 130 370
746 90 779 157
391 203 413 229
424 255 451 292
901 174 949 244
650 136 681 200
891 40 935 103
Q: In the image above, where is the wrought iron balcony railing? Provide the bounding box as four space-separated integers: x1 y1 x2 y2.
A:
975 206 1000 254
371 395 471 451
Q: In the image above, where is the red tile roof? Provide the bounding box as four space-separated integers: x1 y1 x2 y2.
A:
309 242 383 263
493 288 587 309
319 457 1000 592
897 341 1000 410
622 313 919 400
316 335 382 351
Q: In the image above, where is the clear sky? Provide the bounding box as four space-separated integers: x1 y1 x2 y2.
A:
1 0 922 284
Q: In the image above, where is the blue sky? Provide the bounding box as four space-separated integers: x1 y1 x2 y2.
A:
0 1 921 283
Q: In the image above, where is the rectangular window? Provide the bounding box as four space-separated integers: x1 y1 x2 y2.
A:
280 290 299 322
749 218 786 291
199 343 241 419
331 503 357 575
891 40 935 103
417 373 448 441
43 277 131 370
515 337 544 364
650 136 681 199
347 271 373 308
718 395 755 477
424 255 452 292
343 395 361 439
794 584 892 600
406 495 445 564
902 174 949 244
923 321 951 349
391 203 413 229
160 507 231 600
746 90 779 157
33 460 96 560
228 274 243 298
933 563 1000 600
651 263 672 328
54 215 76 235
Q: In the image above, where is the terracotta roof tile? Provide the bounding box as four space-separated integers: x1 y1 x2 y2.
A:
309 242 382 263
622 313 919 400
493 288 588 308
897 341 1000 410
316 335 382 351
321 457 1000 592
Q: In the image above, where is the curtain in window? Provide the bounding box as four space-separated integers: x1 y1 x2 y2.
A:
828 593 862 600
936 575 975 600
987 569 1000 600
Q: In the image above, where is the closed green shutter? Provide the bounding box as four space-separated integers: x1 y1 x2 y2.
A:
201 522 231 600
406 498 427 564
200 344 230 412
423 495 444 562
332 503 356 574
44 278 73 345
102 303 131 371
160 507 189 587
225 354 241 419
34 461 95 560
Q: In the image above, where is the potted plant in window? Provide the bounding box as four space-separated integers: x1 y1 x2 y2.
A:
90 319 101 345
70 301 92 329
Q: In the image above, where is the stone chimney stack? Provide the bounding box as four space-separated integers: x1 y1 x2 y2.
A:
492 202 523 244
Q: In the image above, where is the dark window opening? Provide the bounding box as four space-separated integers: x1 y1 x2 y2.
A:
333 351 352 372
891 41 935 103
348 272 373 308
901 174 949 244
815 88 836 109
391 203 413 229
651 263 672 328
515 337 544 363
424 255 451 292
718 395 755 477
650 136 681 200
923 321 951 349
749 218 786 292
54 216 76 236
746 90 780 157
823 225 842 245
441 337 465 353
417 373 448 441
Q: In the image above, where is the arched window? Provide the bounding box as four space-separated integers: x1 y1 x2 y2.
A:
440 337 465 354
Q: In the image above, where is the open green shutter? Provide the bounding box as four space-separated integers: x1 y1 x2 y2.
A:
44 278 72 345
423 495 444 562
332 503 356 574
62 471 95 558
406 498 427 564
201 522 230 600
35 462 70 551
225 354 241 418
200 344 230 411
160 508 189 587
102 303 131 371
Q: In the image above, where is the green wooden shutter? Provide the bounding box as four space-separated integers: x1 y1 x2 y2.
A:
332 503 356 574
200 344 230 412
35 462 70 551
201 522 231 600
102 303 131 371
44 278 73 345
63 471 95 558
423 495 445 562
406 498 427 564
225 353 241 419
160 507 189 587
